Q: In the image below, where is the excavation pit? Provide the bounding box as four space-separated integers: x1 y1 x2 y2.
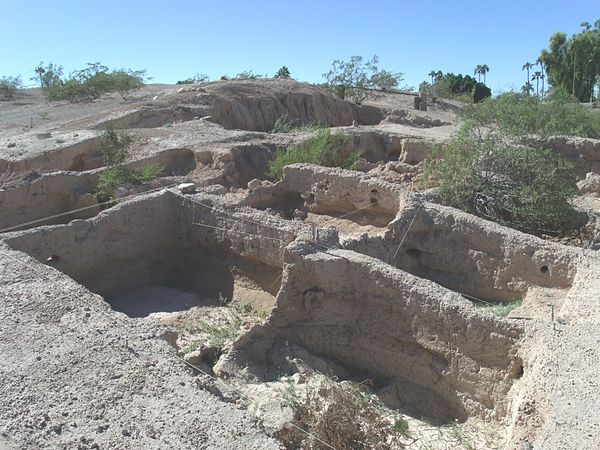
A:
2 190 290 318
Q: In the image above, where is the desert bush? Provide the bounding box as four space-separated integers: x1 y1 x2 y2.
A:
277 373 406 449
323 55 404 104
176 73 209 84
95 129 162 202
268 130 358 180
422 124 579 235
0 76 22 99
463 91 600 138
34 62 146 102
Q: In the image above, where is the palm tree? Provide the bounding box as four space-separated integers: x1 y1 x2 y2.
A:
275 66 291 79
522 62 534 94
474 65 482 82
480 64 489 84
428 70 437 85
532 71 542 96
536 58 545 98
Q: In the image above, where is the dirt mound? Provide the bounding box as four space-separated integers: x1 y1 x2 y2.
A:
99 79 384 131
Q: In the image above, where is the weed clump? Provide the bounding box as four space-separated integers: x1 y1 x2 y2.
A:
480 299 523 317
95 129 162 203
277 373 407 449
269 129 359 180
270 115 322 134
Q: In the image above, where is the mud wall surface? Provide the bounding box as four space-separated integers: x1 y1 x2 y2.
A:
386 203 579 302
3 193 178 297
0 172 99 232
219 245 524 423
279 164 406 221
127 147 197 176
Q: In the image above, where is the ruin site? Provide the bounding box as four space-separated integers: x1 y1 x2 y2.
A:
1 78 600 450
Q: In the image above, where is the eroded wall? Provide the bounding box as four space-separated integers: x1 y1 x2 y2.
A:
217 243 524 423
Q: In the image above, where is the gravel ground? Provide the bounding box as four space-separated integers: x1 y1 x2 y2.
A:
0 245 280 450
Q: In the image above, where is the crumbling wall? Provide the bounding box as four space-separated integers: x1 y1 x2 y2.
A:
0 137 103 176
217 243 524 423
0 172 99 232
276 165 580 303
3 189 305 307
3 192 178 297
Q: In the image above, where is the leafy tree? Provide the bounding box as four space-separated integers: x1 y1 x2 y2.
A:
322 55 404 104
539 20 600 101
0 76 22 99
422 124 579 235
275 66 291 79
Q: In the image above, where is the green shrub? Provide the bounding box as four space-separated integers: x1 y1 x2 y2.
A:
35 62 146 102
99 129 131 166
268 130 358 180
95 129 162 202
0 76 22 99
422 124 579 235
463 92 600 138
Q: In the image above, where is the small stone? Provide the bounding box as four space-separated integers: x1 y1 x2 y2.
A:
7 142 16 148
177 87 186 93
177 183 197 194
293 209 307 220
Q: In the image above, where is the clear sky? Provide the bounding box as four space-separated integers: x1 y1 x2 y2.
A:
1 0 598 94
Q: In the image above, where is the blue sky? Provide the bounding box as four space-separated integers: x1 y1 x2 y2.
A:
1 0 597 94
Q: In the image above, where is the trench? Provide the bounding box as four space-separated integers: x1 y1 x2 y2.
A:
0 148 197 233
